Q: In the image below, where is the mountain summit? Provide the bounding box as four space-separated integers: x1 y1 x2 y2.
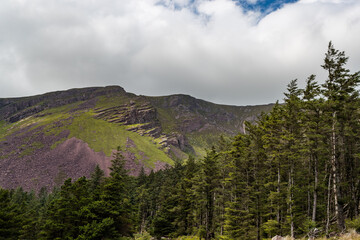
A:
0 86 273 191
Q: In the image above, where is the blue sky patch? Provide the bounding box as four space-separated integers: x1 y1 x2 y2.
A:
157 0 299 16
234 0 299 14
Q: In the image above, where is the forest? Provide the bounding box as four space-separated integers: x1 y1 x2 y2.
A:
1 42 360 240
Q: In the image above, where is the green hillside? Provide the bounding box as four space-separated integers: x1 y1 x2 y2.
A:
0 86 273 191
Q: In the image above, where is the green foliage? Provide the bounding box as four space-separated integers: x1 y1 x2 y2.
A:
346 217 360 233
134 231 152 240
263 219 280 237
176 236 200 240
2 43 360 240
76 218 116 240
155 107 177 134
0 121 10 141
0 188 24 240
95 95 134 109
99 147 135 237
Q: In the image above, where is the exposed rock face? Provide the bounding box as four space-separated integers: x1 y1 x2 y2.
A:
94 102 162 137
93 101 194 153
95 102 157 125
165 133 191 152
148 94 261 135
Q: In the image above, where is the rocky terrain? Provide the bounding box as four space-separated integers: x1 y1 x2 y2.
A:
0 86 273 192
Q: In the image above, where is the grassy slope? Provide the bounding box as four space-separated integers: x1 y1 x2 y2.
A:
66 111 172 167
0 90 273 167
0 98 173 167
0 121 10 141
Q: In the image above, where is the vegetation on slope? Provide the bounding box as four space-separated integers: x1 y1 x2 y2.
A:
0 80 272 176
1 42 360 240
1 106 173 168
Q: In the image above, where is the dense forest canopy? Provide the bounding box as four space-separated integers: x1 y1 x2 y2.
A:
1 42 360 240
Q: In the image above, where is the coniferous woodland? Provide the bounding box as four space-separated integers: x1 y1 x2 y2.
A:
2 43 360 240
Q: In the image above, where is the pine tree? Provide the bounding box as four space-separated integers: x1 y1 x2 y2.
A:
321 42 360 232
247 121 267 240
89 165 105 198
201 147 219 240
0 188 24 240
283 79 307 238
150 162 183 239
171 155 199 236
302 74 328 228
40 177 92 239
216 136 233 237
261 103 287 236
100 146 133 237
224 134 254 239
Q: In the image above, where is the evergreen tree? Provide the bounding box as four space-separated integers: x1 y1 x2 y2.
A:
89 165 105 198
261 103 288 237
171 155 199 236
100 146 133 237
195 147 219 240
224 134 254 239
215 136 233 237
321 42 360 232
40 177 91 239
0 188 24 240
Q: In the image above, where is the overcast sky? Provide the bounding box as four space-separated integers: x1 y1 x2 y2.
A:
0 0 359 105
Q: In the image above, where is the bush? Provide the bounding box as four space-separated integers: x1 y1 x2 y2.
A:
346 217 360 233
134 231 152 240
263 219 280 237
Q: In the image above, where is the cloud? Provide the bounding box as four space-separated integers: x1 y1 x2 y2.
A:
0 0 359 105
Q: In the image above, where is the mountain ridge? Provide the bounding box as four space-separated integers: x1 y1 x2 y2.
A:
0 86 274 192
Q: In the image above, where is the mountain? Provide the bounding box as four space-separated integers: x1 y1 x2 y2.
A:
0 86 273 191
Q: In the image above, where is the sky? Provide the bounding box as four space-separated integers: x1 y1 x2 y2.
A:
0 0 359 105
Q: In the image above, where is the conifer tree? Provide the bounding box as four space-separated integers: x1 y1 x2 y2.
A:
224 134 254 239
0 188 24 240
100 146 133 237
302 74 329 229
89 165 105 198
200 147 219 240
283 79 306 238
247 121 267 240
216 136 233 236
261 103 287 236
171 155 198 236
321 42 360 232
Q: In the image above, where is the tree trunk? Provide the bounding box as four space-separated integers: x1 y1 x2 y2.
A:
277 164 281 234
289 164 294 239
312 153 318 222
308 156 312 218
205 190 214 240
326 173 332 237
331 112 345 232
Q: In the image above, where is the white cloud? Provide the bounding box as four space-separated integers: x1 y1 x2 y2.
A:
0 0 359 105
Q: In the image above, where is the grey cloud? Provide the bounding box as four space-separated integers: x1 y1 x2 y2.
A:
0 0 359 105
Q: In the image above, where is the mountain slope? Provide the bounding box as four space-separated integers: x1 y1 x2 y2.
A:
0 86 273 191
